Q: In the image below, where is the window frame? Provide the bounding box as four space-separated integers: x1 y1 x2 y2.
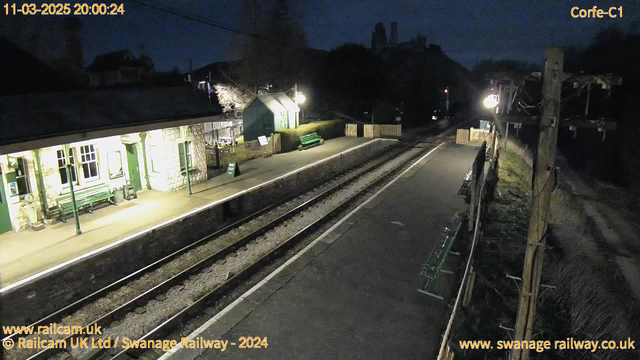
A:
79 144 100 182
56 148 78 186
14 157 31 197
178 142 193 172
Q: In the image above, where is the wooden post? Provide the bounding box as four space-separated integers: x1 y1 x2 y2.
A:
511 47 564 360
503 122 509 151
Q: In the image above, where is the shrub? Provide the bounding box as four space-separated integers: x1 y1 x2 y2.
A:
277 120 345 152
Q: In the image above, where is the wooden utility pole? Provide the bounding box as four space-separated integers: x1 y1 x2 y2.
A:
511 47 564 360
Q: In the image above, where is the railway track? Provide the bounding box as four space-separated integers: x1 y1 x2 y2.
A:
3 120 465 360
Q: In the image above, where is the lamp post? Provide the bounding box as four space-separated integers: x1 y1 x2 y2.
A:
293 83 306 127
444 87 449 114
64 144 82 235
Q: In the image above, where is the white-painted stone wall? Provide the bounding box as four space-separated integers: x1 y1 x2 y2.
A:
146 124 207 191
1 124 207 231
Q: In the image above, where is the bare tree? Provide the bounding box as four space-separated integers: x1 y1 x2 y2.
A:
225 0 308 95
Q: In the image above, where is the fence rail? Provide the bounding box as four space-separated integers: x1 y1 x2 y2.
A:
437 130 499 360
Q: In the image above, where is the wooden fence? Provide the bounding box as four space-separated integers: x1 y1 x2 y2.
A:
362 124 402 138
469 127 492 143
345 123 358 137
380 124 402 137
456 129 470 145
206 134 280 179
437 130 499 360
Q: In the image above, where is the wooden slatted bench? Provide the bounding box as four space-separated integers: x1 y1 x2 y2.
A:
298 132 324 151
56 184 114 223
418 213 467 299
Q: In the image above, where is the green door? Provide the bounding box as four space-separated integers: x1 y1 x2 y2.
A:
125 144 142 191
0 170 13 234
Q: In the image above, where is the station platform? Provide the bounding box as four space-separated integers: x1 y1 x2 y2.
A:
0 137 376 289
166 143 479 360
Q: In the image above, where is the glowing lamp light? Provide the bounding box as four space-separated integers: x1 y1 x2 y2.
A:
444 89 448 93
295 93 306 104
483 95 499 109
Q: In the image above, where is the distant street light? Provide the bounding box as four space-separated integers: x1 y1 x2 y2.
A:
483 94 499 109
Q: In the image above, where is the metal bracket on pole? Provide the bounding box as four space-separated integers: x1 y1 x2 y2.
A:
506 274 556 290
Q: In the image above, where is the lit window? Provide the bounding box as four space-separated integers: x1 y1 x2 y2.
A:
107 151 123 180
178 142 193 172
15 157 31 196
57 149 77 185
80 144 99 180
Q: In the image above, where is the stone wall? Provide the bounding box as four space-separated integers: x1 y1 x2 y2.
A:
146 125 207 192
0 139 392 326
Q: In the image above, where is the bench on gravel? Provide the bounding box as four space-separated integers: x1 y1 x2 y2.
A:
298 132 324 151
417 213 467 300
56 184 114 223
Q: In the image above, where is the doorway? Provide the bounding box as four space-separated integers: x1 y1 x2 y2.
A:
125 144 142 191
0 170 13 234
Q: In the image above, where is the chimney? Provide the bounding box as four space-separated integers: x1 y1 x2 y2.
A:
390 22 398 46
63 17 83 69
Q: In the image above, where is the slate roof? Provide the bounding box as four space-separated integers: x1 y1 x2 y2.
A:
0 87 221 148
254 93 299 113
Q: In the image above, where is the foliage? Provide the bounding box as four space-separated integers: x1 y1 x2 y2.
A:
213 84 253 113
277 120 344 152
225 0 308 94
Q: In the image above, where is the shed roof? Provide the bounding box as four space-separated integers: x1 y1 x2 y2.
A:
254 93 299 114
0 87 221 151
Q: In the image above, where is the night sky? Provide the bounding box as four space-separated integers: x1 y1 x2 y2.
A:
2 0 640 72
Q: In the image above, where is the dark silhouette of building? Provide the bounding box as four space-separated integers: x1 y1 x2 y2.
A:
371 22 426 54
390 22 398 46
87 49 154 87
371 22 388 54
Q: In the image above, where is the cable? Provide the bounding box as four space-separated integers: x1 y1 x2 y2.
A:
127 0 308 52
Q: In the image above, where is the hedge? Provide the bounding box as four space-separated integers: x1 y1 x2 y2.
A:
277 120 345 152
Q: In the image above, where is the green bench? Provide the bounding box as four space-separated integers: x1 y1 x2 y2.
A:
298 132 324 151
56 184 114 223
418 213 467 299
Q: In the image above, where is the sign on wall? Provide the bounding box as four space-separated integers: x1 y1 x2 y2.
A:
8 182 18 196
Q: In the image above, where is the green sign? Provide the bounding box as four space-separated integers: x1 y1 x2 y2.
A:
227 161 241 177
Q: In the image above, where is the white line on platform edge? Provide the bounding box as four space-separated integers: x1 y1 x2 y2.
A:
159 141 446 359
1 138 397 293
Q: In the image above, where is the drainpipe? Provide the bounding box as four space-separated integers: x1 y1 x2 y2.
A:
64 144 82 235
139 132 152 190
34 149 49 218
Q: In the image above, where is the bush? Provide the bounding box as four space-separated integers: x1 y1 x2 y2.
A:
277 120 345 152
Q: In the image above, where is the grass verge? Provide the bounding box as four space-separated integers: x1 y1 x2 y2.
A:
451 141 640 359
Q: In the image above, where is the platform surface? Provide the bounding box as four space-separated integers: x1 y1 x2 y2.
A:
170 143 479 360
0 137 376 288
